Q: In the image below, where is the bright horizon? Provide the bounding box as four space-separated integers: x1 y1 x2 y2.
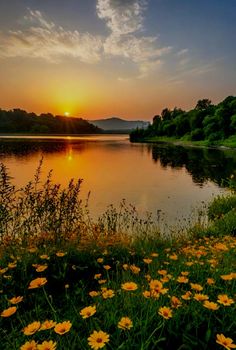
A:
0 0 236 120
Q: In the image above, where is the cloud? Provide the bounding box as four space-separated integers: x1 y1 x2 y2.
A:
97 0 147 35
0 9 103 63
0 3 172 78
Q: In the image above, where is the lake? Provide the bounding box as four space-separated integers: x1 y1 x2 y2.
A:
0 135 234 229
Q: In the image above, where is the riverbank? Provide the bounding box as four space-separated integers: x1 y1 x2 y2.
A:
131 135 236 150
0 164 236 349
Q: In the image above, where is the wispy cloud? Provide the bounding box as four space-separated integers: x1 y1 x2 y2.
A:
0 9 103 63
0 2 172 77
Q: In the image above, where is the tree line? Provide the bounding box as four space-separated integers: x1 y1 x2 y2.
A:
130 96 236 142
0 109 102 134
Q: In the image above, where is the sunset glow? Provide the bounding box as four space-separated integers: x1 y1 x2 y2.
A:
0 1 235 119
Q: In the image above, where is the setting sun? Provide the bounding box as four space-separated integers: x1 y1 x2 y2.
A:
64 112 70 117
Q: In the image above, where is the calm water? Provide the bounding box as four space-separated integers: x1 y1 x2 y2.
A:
0 135 235 227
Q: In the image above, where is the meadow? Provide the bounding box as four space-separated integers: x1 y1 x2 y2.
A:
0 162 235 350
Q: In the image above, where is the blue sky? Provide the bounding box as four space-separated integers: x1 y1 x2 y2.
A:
0 0 235 119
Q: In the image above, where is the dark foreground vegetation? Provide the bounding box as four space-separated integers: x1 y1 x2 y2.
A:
0 163 235 350
0 109 101 134
130 96 236 147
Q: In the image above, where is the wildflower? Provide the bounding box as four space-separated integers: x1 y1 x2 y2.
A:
98 279 107 285
23 321 41 335
9 296 23 304
169 254 178 260
88 330 109 350
207 278 215 285
103 265 111 270
80 306 96 319
102 289 115 299
28 247 37 253
181 291 192 300
158 306 173 319
28 277 47 289
130 265 140 274
151 253 158 257
56 251 66 257
143 291 151 298
97 258 104 263
193 293 209 302
54 321 72 335
1 306 17 317
158 270 167 276
181 271 189 276
216 333 236 349
20 340 38 350
143 258 152 264
8 262 17 269
171 296 182 309
217 294 234 306
177 276 189 283
37 341 57 350
149 280 163 293
190 283 203 291
94 274 102 280
40 320 57 330
89 291 100 297
121 282 138 291
221 274 234 281
0 268 8 274
65 284 69 289
123 264 129 270
203 301 219 310
118 317 133 330
185 261 194 266
40 254 50 260
36 265 48 272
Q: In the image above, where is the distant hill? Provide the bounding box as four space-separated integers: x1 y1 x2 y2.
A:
0 109 102 134
89 117 150 131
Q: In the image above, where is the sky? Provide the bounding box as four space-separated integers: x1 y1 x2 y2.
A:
0 0 236 120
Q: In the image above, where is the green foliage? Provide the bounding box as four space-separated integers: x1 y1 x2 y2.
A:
130 96 236 145
0 108 101 134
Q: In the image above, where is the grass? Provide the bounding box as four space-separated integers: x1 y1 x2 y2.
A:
0 163 236 350
139 136 236 149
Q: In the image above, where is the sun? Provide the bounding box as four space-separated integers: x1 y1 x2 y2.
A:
64 111 70 117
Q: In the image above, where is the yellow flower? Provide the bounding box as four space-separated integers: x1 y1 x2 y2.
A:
88 330 110 350
8 262 17 269
56 252 66 257
181 291 192 300
121 282 138 291
158 270 167 276
221 274 234 281
151 253 158 257
143 290 151 298
177 276 189 283
143 258 152 264
190 283 203 291
216 333 236 349
80 306 96 319
149 279 163 293
0 268 8 274
203 301 219 310
36 265 48 272
40 254 50 260
169 254 178 260
37 340 57 350
89 291 100 297
9 296 23 304
20 340 38 350
98 279 107 285
28 247 37 253
207 278 215 285
158 306 173 319
102 289 115 299
171 296 182 309
97 258 104 263
1 306 17 317
40 320 57 330
217 294 234 306
54 321 72 335
103 265 111 270
122 264 129 270
28 277 47 289
130 265 140 274
181 271 189 276
118 317 133 330
23 321 41 335
94 274 102 280
193 293 209 302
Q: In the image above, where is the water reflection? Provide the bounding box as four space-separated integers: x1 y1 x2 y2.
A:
150 143 236 187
